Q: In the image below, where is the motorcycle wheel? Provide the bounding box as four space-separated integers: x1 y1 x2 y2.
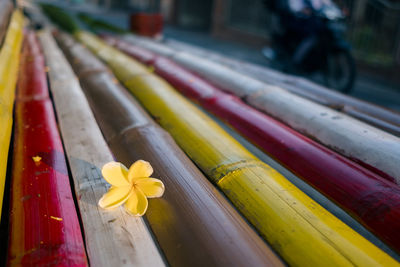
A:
324 50 356 93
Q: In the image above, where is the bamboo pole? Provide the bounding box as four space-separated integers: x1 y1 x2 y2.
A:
54 31 283 267
279 76 400 130
342 105 400 135
0 9 24 220
76 31 399 266
7 31 87 266
104 36 400 254
38 29 166 267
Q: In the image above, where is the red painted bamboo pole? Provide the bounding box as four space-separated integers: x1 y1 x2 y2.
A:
104 36 400 253
7 31 87 266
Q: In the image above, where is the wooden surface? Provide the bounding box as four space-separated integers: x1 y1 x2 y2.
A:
39 29 166 267
0 9 23 221
55 31 283 267
8 31 87 266
105 36 400 253
0 0 13 45
77 31 399 266
147 36 400 136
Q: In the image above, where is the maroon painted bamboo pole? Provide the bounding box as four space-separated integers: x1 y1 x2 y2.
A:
104 35 400 253
7 31 87 266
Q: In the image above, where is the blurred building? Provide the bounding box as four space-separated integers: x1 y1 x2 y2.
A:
164 0 270 46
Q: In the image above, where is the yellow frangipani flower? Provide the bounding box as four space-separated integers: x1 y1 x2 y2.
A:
98 160 165 216
32 156 42 162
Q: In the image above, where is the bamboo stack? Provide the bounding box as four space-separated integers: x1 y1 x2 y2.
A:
0 9 23 220
7 31 87 266
103 35 400 253
38 29 166 267
121 34 400 183
52 31 283 267
123 34 400 136
0 5 395 266
75 31 399 266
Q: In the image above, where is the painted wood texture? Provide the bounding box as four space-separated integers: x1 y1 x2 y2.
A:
125 35 400 136
55 31 283 267
76 31 399 266
38 29 166 267
0 9 23 220
0 0 13 45
104 36 400 253
7 31 87 266
121 34 400 184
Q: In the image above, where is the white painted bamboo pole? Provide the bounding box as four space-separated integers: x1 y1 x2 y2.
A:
123 34 176 57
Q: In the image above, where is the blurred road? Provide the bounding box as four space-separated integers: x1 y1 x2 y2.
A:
36 0 400 111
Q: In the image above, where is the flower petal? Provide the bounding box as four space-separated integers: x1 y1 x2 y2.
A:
128 160 153 182
124 187 148 216
136 178 165 198
102 162 130 186
98 186 132 209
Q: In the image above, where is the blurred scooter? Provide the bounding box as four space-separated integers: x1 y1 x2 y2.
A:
263 0 356 93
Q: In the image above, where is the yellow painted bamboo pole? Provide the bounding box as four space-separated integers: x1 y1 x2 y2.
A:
76 31 399 266
0 10 24 220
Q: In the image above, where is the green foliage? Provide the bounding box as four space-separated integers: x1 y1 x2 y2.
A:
40 4 80 33
78 13 127 34
347 26 395 66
